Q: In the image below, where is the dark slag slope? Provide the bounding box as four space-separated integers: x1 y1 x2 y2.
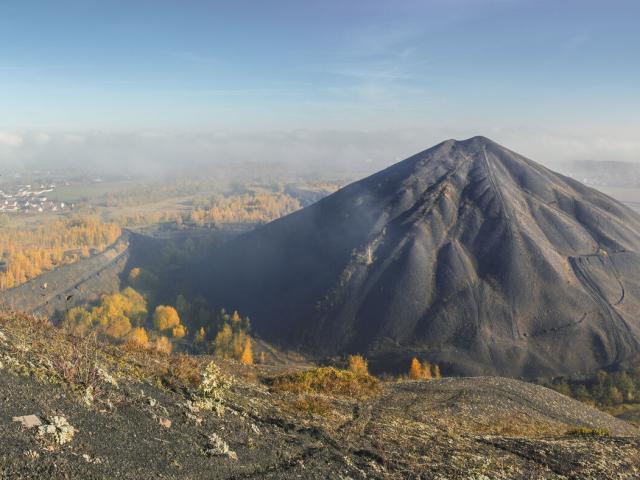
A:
192 137 640 376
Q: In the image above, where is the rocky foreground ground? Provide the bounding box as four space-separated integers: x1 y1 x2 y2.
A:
1 312 639 479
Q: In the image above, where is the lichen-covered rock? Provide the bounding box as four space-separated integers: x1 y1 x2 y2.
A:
38 416 77 445
204 433 237 460
186 362 232 415
96 367 118 388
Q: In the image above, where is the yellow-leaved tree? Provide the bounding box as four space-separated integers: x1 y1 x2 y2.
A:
214 323 234 357
240 337 253 365
171 324 187 339
421 360 433 380
409 358 439 380
348 354 369 376
126 327 150 349
409 357 422 379
153 305 181 332
153 335 173 354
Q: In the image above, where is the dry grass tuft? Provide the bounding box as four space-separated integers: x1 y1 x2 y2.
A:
289 394 333 416
566 426 611 437
271 367 380 398
162 354 201 390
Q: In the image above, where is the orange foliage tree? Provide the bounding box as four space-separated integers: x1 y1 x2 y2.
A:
348 354 369 376
240 338 253 365
126 327 150 349
409 358 423 379
153 305 181 332
152 335 173 354
409 358 440 380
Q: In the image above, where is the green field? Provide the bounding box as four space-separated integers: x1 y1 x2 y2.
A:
48 180 138 202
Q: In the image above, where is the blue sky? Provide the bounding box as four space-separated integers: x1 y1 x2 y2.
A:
0 0 639 171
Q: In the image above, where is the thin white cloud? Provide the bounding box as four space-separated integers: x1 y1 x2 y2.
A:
0 128 639 182
0 132 23 147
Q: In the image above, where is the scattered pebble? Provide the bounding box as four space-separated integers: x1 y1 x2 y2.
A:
158 417 172 428
82 453 103 464
12 415 42 429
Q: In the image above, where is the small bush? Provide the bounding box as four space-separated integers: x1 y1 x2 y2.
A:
566 427 611 437
49 332 104 396
164 354 201 389
271 367 379 398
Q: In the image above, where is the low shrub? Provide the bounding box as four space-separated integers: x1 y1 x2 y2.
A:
162 354 201 390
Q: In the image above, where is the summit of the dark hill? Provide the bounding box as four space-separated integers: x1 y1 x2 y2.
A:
189 136 640 377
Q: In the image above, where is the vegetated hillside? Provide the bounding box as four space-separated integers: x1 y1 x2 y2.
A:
0 232 129 319
189 136 640 377
1 311 639 479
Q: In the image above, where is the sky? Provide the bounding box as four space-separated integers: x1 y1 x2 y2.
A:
0 0 639 174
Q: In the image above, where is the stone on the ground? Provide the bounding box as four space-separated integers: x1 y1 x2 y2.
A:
12 415 42 429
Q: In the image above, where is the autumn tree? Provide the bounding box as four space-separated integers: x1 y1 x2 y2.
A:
175 294 192 322
63 306 94 337
240 338 253 365
127 267 158 294
212 308 252 361
409 358 422 380
421 360 433 380
409 358 435 380
126 327 150 349
194 327 206 343
103 315 132 339
231 310 241 328
171 324 187 339
153 305 180 332
152 335 173 355
348 355 369 376
120 287 148 325
214 323 234 358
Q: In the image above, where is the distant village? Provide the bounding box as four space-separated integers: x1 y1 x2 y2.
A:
0 184 72 214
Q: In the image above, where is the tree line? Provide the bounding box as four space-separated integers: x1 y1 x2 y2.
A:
544 367 640 407
0 216 121 289
188 190 301 226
